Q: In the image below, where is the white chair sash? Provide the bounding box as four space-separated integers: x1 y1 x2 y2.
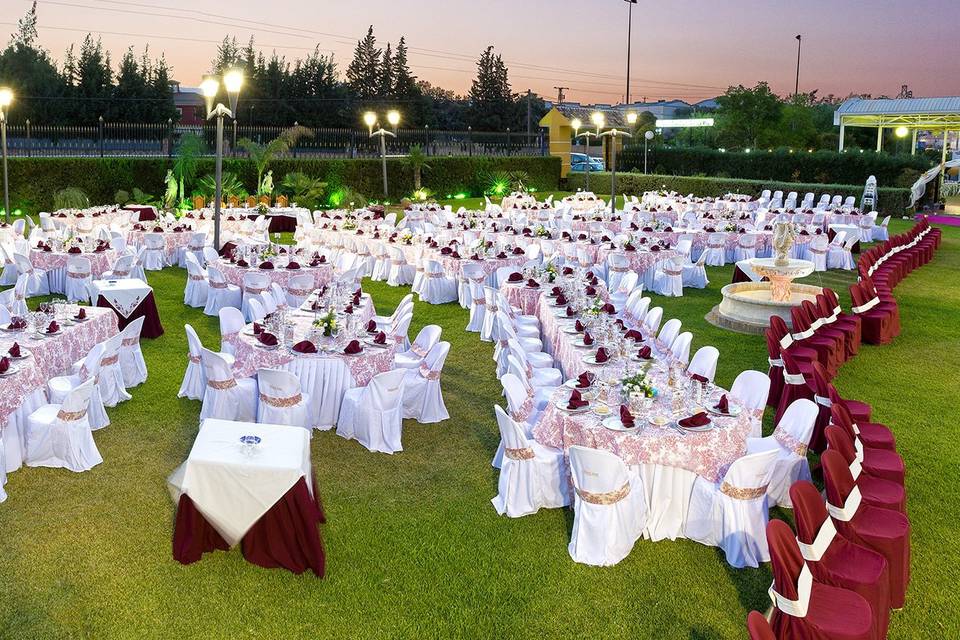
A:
851 297 880 314
768 564 813 618
797 518 837 562
826 485 862 522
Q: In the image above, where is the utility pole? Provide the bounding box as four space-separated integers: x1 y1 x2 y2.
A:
526 89 533 136
554 86 569 105
624 0 638 104
794 35 802 96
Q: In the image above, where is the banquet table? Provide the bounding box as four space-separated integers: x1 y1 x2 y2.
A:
0 307 119 473
30 248 117 293
123 205 158 221
91 278 164 338
218 259 335 293
532 291 754 540
127 229 195 264
167 418 325 577
230 296 395 428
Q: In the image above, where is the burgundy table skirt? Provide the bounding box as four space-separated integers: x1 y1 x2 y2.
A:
124 205 157 221
242 213 297 233
731 265 770 284
827 228 861 254
172 477 326 577
96 292 165 339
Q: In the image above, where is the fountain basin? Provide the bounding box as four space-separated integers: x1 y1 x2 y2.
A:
708 281 823 334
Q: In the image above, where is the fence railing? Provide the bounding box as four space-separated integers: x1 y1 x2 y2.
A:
0 121 548 159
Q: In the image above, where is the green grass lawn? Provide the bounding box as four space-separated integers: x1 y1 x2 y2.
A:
0 215 957 639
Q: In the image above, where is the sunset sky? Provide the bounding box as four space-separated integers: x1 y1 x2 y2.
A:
7 0 960 104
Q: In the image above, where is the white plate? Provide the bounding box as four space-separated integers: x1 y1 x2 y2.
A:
592 403 613 418
572 340 595 349
0 364 20 377
705 404 742 417
8 348 30 360
602 416 639 432
364 339 389 349
562 379 594 390
648 415 670 427
553 397 591 414
582 353 613 366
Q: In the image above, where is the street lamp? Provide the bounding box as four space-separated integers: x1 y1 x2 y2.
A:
202 69 243 250
644 129 654 174
0 87 11 223
365 110 399 200
626 112 638 127
599 127 632 213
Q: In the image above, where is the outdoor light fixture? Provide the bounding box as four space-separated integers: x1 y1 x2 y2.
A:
643 129 654 175
0 86 12 223
591 111 605 130
598 127 632 213
570 118 582 133
202 70 244 250
895 126 909 138
365 111 400 198
574 116 600 191
626 112 638 125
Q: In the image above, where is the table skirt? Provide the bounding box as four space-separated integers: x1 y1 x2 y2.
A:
96 292 165 339
173 476 326 577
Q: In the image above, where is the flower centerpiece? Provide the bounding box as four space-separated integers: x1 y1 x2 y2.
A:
312 310 338 337
256 202 270 215
399 229 414 245
542 262 558 283
534 224 550 238
622 371 657 411
583 296 605 318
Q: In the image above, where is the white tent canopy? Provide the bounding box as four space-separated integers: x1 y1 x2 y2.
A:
910 159 960 207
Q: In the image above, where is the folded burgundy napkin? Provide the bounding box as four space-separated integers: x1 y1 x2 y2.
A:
584 285 597 296
356 229 364 235
619 405 635 428
512 247 525 255
624 243 636 252
292 340 317 353
253 322 264 335
257 332 278 346
651 245 661 252
94 244 106 253
526 278 539 288
373 331 387 345
614 319 625 330
236 259 249 267
601 303 616 314
565 306 574 317
582 331 594 346
555 293 567 305
800 230 809 235
67 247 82 254
715 394 729 413
625 329 643 341
550 286 562 297
46 321 60 334
8 342 20 358
259 261 275 270
577 234 588 241
567 389 588 410
366 319 378 332
690 372 709 383
642 226 654 232
576 371 595 388
440 246 453 255
562 266 574 276
637 345 652 359
450 251 461 259
344 305 354 314
496 252 507 259
344 339 363 354
42 244 52 252
595 347 609 363
9 317 26 330
664 226 673 233
153 226 164 233
679 411 710 429
0 357 9 374
286 262 301 270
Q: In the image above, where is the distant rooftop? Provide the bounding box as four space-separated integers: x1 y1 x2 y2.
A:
835 96 960 125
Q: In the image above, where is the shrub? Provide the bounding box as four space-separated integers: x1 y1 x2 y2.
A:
565 172 913 214
618 146 932 187
52 187 90 210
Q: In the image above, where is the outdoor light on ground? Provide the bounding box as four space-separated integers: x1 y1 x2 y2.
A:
366 111 400 198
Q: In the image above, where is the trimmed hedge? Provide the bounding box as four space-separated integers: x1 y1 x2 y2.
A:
618 146 931 187
565 172 913 215
6 155 561 214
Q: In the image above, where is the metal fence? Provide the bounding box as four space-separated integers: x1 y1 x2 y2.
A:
0 121 548 159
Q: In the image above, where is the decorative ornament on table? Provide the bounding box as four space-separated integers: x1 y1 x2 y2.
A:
772 221 797 267
313 310 338 338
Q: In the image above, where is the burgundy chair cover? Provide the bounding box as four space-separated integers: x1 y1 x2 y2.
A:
769 316 821 370
802 299 848 364
790 305 842 376
746 611 776 640
775 351 815 424
823 427 906 513
824 423 905 486
831 403 895 452
818 289 861 358
821 451 910 608
173 477 326 577
96 292 165 339
805 362 870 452
764 329 785 410
791 481 890 640
767 520 875 640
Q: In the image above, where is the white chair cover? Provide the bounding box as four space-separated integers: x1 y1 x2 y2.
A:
746 398 817 508
65 256 92 303
730 370 770 436
48 343 109 430
256 368 312 429
336 368 407 454
568 445 648 566
203 266 242 316
402 341 450 423
184 258 209 308
119 315 148 388
394 324 441 370
687 346 720 383
199 348 258 422
419 259 458 304
25 379 101 472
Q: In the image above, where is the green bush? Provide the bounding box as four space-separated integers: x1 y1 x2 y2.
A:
6 156 561 214
566 172 913 215
618 146 931 187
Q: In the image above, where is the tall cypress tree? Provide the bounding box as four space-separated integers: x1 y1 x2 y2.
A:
380 42 394 98
346 26 381 102
468 46 514 131
392 37 418 100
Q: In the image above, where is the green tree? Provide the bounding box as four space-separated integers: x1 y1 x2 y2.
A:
380 42 394 98
346 26 381 103
0 2 70 123
239 125 314 193
403 144 431 191
173 133 205 204
468 46 514 131
715 82 782 149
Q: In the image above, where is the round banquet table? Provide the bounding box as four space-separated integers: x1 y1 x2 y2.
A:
29 248 118 293
229 300 395 429
127 229 195 264
123 205 157 221
218 259 335 292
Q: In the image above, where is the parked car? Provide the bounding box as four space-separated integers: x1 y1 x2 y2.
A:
570 152 605 172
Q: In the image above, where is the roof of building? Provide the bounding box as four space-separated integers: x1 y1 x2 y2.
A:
834 96 960 125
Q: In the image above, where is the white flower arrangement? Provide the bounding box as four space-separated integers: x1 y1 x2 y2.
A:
622 372 657 398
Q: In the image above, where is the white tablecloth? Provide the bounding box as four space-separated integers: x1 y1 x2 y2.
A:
167 419 312 546
90 278 153 319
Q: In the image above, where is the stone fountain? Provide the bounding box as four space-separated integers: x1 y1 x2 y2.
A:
709 222 821 334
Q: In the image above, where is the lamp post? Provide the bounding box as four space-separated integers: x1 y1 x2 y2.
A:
794 35 802 96
624 0 638 104
365 110 400 200
599 127 632 214
201 69 243 251
644 130 654 174
0 87 11 223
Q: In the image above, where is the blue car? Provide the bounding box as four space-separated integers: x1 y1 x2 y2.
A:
570 152 605 172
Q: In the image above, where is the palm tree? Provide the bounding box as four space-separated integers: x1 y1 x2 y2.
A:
239 125 314 194
172 133 205 205
403 144 431 191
